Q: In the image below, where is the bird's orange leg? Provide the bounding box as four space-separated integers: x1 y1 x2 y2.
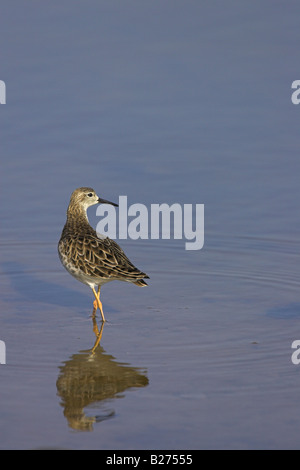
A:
92 286 101 314
92 285 101 315
92 286 106 322
91 319 104 353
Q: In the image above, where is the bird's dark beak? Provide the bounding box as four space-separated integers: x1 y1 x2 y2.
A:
97 197 118 207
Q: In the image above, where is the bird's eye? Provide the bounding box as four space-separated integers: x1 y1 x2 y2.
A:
87 193 93 197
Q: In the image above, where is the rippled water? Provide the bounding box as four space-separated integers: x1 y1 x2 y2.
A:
1 233 300 449
1 1 300 450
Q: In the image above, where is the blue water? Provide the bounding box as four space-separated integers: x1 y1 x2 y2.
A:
1 1 300 449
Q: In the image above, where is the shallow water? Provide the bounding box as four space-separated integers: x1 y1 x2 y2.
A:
1 1 300 450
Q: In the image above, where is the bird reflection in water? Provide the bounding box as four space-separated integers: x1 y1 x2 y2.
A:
56 319 149 431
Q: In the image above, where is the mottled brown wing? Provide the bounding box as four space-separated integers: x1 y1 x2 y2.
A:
60 234 148 281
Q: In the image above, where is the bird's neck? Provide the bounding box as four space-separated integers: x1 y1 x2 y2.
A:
66 202 89 226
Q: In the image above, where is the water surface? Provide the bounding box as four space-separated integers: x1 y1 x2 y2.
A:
1 1 300 450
